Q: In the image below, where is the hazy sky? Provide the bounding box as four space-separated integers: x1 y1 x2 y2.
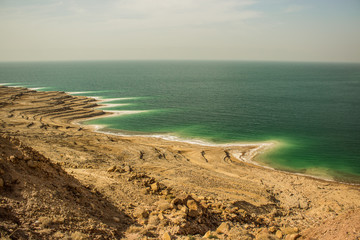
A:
1 0 359 62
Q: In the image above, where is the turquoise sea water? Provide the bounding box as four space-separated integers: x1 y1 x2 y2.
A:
1 61 359 183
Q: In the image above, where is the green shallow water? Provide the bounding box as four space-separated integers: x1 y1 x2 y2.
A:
1 60 360 183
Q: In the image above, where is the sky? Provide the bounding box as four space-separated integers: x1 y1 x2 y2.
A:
0 0 359 62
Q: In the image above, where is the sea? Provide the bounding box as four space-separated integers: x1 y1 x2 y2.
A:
1 60 359 183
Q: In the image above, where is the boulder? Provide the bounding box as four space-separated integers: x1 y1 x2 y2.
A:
37 216 52 228
71 231 88 240
27 160 36 168
285 233 300 240
158 213 165 220
161 189 170 195
162 232 172 240
158 201 172 212
268 226 277 233
179 205 189 214
134 207 150 219
275 230 283 239
280 227 299 235
203 231 218 239
187 200 198 210
203 231 212 238
124 165 132 172
256 233 279 240
299 200 308 209
216 222 231 234
148 215 160 226
187 199 201 217
53 232 65 238
107 165 116 172
151 182 160 192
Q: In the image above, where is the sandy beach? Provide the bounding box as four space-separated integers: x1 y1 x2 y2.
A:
0 86 359 240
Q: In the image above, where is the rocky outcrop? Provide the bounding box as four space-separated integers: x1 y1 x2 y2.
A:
0 134 132 239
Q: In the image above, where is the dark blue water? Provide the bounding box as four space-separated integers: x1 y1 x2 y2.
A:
1 61 359 182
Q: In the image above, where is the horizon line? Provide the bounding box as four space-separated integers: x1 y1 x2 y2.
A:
0 59 360 64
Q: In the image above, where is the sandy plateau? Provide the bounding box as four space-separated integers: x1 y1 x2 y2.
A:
0 86 359 240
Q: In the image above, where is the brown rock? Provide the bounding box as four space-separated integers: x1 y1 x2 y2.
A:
255 233 276 240
128 225 143 233
204 231 218 239
165 194 175 201
275 230 283 239
53 231 64 238
171 197 183 206
158 201 172 211
107 165 117 172
114 167 125 173
187 199 200 217
151 182 160 192
134 208 150 219
299 200 308 209
158 212 165 220
229 207 239 213
0 178 4 188
256 234 279 240
186 200 198 211
268 226 277 233
216 222 231 234
203 231 212 238
27 160 36 168
38 216 52 228
200 200 208 208
161 189 170 195
71 231 88 240
113 216 120 222
162 231 172 240
141 188 149 195
198 196 206 200
148 215 160 226
281 227 299 235
179 205 189 214
124 165 132 172
285 233 300 240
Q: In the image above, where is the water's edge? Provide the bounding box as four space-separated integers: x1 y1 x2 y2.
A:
78 99 360 185
3 84 360 185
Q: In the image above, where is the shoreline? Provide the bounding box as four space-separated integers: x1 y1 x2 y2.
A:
80 114 284 177
91 128 276 162
79 125 360 186
2 83 359 184
3 83 359 184
80 116 359 185
1 85 360 239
